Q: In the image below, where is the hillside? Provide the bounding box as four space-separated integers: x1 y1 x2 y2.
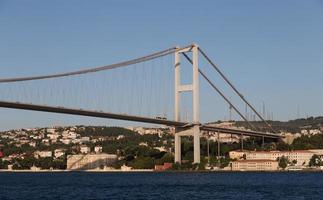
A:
234 116 323 133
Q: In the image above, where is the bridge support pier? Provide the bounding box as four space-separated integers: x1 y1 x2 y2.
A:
193 125 201 163
174 127 200 163
174 44 201 164
174 132 181 163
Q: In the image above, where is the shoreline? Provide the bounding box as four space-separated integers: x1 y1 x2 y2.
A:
1 169 323 173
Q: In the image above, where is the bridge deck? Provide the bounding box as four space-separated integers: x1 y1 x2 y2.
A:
0 101 282 139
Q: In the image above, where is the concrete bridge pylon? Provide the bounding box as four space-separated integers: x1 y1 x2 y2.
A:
174 44 201 164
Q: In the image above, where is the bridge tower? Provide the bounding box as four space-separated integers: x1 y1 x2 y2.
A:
174 44 201 164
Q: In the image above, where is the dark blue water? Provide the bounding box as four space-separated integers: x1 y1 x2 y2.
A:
0 172 322 200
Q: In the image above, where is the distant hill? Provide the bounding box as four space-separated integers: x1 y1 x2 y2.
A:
234 116 323 133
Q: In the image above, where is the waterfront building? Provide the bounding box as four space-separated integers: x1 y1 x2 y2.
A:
30 165 41 171
231 160 278 171
121 164 132 171
154 163 173 171
230 149 323 166
246 150 315 166
66 154 117 170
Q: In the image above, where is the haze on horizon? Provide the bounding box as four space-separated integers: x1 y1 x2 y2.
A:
0 0 323 131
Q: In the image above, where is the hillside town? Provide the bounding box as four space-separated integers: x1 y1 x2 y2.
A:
1 118 323 172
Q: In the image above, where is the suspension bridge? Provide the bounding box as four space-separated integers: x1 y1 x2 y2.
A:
0 43 282 163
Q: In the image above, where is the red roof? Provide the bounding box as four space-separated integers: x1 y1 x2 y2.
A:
155 163 173 171
0 151 3 158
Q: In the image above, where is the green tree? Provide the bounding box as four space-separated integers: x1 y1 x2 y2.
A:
171 162 181 170
129 156 155 169
277 156 288 169
219 157 231 168
0 159 9 169
309 154 322 167
155 153 174 165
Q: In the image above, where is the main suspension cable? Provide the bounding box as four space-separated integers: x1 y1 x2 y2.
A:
0 45 193 83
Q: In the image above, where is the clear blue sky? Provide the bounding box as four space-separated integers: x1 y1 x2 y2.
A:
0 0 323 130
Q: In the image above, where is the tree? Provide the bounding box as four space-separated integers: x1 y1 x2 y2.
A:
277 156 288 169
309 154 322 167
0 159 9 169
171 162 181 170
276 141 290 151
155 153 174 165
219 157 231 168
291 160 297 166
129 156 155 169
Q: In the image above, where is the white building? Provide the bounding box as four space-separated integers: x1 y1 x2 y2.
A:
94 146 103 153
309 129 321 135
230 149 322 166
62 131 70 138
30 165 41 171
80 146 91 154
231 160 278 171
247 150 314 166
117 135 125 140
68 132 78 139
34 151 52 158
121 164 133 171
154 146 167 152
60 139 71 145
139 142 148 147
54 149 65 158
301 129 308 135
42 139 50 144
81 137 90 143
46 128 56 134
29 142 37 147
47 133 60 140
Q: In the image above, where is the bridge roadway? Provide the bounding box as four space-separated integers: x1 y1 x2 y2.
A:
0 101 281 139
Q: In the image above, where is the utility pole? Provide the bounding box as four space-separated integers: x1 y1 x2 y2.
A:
262 101 266 120
297 104 300 119
217 132 220 158
229 96 232 121
241 134 244 151
229 104 232 121
245 103 248 121
207 133 210 165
